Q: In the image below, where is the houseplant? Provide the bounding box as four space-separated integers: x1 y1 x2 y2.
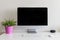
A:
2 19 16 34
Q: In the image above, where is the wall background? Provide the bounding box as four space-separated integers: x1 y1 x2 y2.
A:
0 0 60 33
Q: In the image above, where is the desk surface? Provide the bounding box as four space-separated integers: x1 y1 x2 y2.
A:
0 32 60 40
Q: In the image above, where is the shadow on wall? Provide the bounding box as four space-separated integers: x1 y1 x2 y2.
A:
4 9 17 21
55 26 60 32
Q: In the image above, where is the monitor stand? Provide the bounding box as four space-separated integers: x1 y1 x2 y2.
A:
27 29 37 33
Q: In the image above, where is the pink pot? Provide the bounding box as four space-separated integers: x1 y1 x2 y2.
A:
5 26 13 34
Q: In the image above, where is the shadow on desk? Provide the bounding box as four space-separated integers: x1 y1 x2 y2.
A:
0 32 5 35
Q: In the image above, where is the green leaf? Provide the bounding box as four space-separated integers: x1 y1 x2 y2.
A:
2 19 16 27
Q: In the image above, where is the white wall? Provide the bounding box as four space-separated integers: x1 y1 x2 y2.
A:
0 0 60 33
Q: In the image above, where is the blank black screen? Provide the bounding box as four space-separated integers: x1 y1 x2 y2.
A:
17 7 48 25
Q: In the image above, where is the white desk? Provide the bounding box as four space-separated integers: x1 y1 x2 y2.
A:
0 32 60 40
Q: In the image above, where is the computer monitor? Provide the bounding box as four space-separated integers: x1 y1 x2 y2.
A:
17 7 48 26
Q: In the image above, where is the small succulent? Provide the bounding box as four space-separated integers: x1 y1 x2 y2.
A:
2 19 16 27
